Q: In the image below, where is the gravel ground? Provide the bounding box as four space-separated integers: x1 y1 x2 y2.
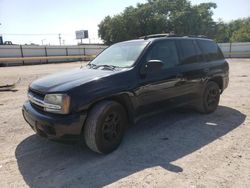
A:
0 59 249 188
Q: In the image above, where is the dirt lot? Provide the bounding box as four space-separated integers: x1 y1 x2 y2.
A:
0 59 250 188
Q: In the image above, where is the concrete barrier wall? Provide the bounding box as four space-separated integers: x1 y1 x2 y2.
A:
0 44 107 66
218 42 250 58
0 42 249 66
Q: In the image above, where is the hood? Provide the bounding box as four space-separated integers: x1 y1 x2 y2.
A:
30 67 118 93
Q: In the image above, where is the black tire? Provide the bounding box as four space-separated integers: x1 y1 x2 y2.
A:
196 81 220 114
83 100 127 154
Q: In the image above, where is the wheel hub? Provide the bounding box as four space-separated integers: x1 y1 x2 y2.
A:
103 112 121 141
207 88 219 106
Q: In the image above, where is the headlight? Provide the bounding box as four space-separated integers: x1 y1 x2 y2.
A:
44 94 70 114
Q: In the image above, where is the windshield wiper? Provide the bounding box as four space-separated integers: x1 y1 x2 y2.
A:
88 64 97 69
91 64 118 70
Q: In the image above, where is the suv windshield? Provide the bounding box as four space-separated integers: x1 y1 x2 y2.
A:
90 41 149 68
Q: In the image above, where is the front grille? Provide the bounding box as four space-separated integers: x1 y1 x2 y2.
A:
29 88 45 99
28 88 45 111
31 102 44 111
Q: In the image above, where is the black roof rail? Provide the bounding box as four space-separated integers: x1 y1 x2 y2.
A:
139 33 179 40
139 33 209 40
184 35 208 39
197 35 208 38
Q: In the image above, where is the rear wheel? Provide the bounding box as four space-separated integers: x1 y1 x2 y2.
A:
196 81 220 114
83 100 127 154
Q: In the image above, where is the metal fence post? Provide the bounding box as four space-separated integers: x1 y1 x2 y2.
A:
44 46 48 64
83 48 86 61
20 45 24 65
66 47 68 56
83 48 86 56
229 42 232 58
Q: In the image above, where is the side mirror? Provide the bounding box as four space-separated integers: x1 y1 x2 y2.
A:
140 60 164 75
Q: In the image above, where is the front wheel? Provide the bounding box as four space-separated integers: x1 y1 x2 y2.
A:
83 100 127 154
196 81 220 114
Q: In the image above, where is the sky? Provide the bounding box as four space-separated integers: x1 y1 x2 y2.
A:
0 0 249 45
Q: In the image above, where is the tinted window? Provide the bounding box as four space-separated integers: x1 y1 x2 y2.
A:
197 40 224 61
179 39 200 64
146 40 179 69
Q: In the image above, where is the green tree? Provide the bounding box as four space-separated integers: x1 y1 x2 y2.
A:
98 16 113 45
230 18 250 42
98 0 223 44
214 19 229 43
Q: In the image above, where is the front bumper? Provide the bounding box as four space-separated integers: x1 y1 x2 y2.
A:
22 101 87 141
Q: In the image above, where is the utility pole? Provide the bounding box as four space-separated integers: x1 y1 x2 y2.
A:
58 33 62 45
41 39 46 45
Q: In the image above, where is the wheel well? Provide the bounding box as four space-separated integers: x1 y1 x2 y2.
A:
88 94 135 125
209 77 223 91
109 94 134 125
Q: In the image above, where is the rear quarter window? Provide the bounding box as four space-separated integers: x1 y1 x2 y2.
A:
197 40 224 61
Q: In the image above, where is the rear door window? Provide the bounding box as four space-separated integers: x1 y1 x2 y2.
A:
178 39 200 64
197 40 224 61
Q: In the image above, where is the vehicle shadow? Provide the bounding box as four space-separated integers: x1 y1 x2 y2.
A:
15 106 246 188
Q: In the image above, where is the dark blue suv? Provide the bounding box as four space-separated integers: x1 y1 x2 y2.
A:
23 35 229 154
